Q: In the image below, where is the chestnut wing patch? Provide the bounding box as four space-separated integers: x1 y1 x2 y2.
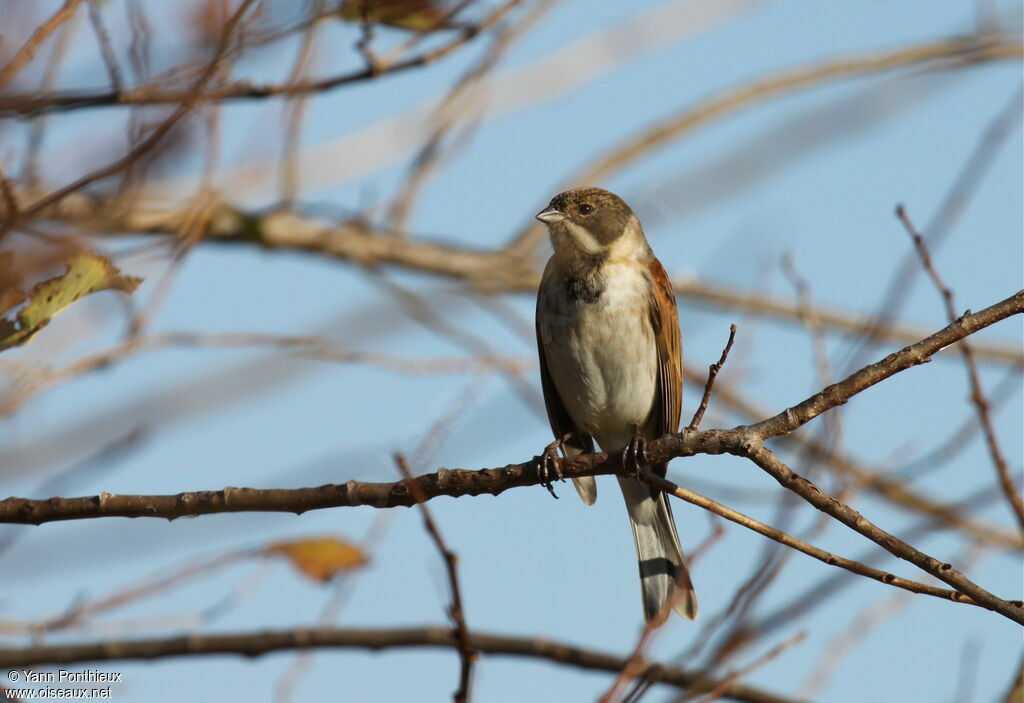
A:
645 257 683 445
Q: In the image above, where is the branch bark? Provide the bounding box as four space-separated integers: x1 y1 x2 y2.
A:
0 626 800 703
0 1 526 117
2 292 1021 622
4 290 1018 526
3 188 1020 366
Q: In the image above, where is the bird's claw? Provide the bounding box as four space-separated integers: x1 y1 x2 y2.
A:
622 424 649 480
538 433 571 499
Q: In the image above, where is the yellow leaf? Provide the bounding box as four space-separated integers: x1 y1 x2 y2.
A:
337 0 449 31
0 250 142 352
269 537 368 583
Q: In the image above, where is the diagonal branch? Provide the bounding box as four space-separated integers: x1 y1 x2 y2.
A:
748 290 1024 440
0 0 84 92
637 470 997 610
895 204 1023 529
505 35 1024 256
395 455 474 703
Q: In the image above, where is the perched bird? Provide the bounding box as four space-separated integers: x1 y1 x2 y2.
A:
534 187 698 621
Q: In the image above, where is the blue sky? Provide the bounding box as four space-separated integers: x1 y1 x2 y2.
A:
1 1 1022 701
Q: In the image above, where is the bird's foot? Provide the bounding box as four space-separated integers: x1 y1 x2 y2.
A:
538 433 571 499
622 423 649 480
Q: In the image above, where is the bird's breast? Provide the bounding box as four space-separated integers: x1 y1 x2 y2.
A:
539 261 658 450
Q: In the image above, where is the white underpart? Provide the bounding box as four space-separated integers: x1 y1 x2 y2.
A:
539 259 657 454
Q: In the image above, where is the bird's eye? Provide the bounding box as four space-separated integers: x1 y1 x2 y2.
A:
578 203 594 216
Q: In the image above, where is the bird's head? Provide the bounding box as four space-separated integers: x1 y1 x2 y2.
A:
535 187 646 261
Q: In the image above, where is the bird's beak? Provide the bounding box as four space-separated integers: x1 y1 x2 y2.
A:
536 206 565 224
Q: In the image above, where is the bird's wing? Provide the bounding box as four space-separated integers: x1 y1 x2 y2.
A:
645 256 683 458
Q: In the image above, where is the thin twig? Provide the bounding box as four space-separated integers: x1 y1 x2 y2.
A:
636 470 996 611
694 632 806 703
0 1 528 117
505 36 1024 256
896 203 1023 529
0 0 258 240
395 455 474 703
687 324 738 430
0 0 84 91
85 0 123 92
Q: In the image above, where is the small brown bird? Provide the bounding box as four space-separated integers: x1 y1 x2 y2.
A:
534 187 698 621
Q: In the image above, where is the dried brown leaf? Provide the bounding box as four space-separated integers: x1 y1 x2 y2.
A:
268 537 368 583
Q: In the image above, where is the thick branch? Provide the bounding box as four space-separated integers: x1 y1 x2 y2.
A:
0 626 798 703
2 291 1018 525
8 189 1020 366
2 293 1020 622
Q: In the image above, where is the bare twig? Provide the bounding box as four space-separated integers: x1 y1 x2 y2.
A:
0 0 258 239
0 1 528 117
688 324 738 430
0 0 84 91
506 35 1024 256
694 633 806 703
637 471 997 612
85 0 123 92
395 455 474 703
895 204 1023 529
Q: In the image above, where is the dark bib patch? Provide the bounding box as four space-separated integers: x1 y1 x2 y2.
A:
565 273 605 304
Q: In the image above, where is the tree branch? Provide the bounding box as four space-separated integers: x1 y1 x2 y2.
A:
896 204 1024 529
0 0 84 92
688 323 738 430
6 188 1019 367
0 626 800 703
1 291 1017 513
395 455 474 703
747 290 1024 440
505 34 1024 256
2 293 1021 622
0 1 526 118
638 470 999 611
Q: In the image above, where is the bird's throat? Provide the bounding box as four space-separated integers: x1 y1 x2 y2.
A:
562 256 607 304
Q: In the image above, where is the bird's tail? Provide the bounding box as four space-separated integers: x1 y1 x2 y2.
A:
617 474 698 621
